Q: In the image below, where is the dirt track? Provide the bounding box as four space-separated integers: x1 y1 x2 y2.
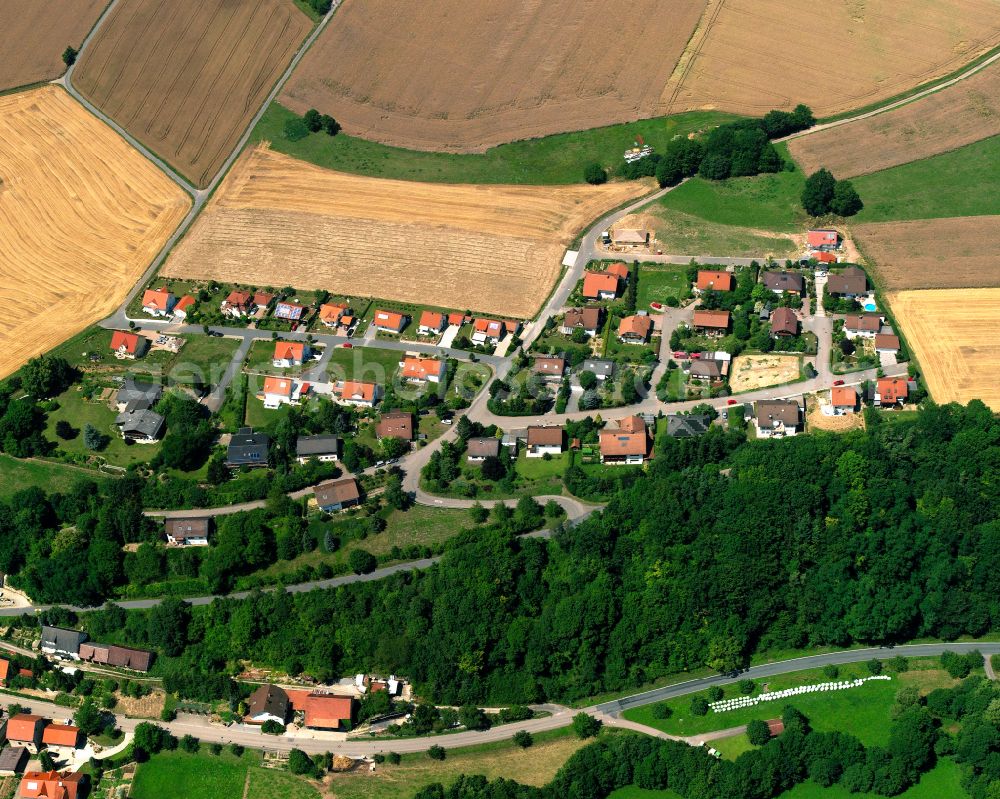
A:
74 0 312 187
0 87 191 378
162 146 649 318
279 0 707 152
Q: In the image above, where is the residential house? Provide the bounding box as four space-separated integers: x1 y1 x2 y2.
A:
533 357 565 380
843 313 882 339
172 295 195 320
114 409 165 442
109 330 147 360
40 627 86 659
262 376 308 408
272 341 308 367
471 318 507 346
41 725 80 754
610 228 648 247
560 307 602 336
376 411 413 441
666 414 710 438
599 416 649 465
606 262 630 281
466 437 500 462
319 303 348 328
525 426 564 457
447 312 467 327
226 427 270 468
875 378 908 407
807 229 839 251
0 746 27 777
303 694 354 731
874 333 900 353
372 310 407 333
221 290 254 317
762 271 805 295
6 716 44 753
333 380 380 407
618 314 653 344
400 357 446 384
754 400 801 438
582 359 615 381
273 301 306 322
114 378 161 413
164 517 210 546
770 307 799 338
696 270 734 292
582 271 619 300
314 478 361 512
502 429 526 451
418 311 447 335
826 267 868 297
246 684 289 726
688 359 723 380
17 770 85 799
831 386 858 413
692 310 730 335
141 288 175 317
0 659 10 685
813 251 837 265
78 643 154 672
253 292 276 313
295 435 340 464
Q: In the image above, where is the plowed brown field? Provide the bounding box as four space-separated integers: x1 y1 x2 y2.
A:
0 0 106 90
661 0 1000 118
854 217 1000 290
74 0 311 187
279 0 707 153
788 62 1000 177
162 146 648 318
887 289 1000 409
0 87 191 378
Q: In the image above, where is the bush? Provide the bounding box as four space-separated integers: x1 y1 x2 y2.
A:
513 730 533 748
284 118 310 142
690 696 709 716
210 742 222 755
650 702 672 720
349 548 377 575
261 719 286 735
739 679 755 695
823 664 839 680
572 712 602 739
288 748 315 774
83 423 108 451
427 745 446 761
386 752 401 765
584 163 607 185
866 658 883 675
55 420 77 440
230 743 245 757
708 686 724 702
180 734 199 753
747 718 771 746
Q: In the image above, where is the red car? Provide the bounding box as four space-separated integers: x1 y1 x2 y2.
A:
673 351 687 359
727 399 738 406
342 342 353 348
833 379 844 386
690 352 701 359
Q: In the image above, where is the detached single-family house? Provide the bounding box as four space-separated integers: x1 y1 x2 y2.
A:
599 416 649 465
472 318 508 346
582 271 620 301
807 229 839 251
17 770 85 799
115 378 161 413
610 228 648 247
762 271 805 295
582 359 615 380
333 380 380 407
272 341 308 367
875 333 900 353
303 694 354 731
78 643 154 672
826 267 868 298
273 301 306 322
109 330 147 360
41 627 86 659
372 310 407 333
692 310 730 335
141 287 175 317
875 378 908 407
400 357 445 384
560 307 602 336
666 414 710 438
418 311 447 335
843 314 882 339
253 292 276 312
696 270 734 292
688 359 723 380
172 295 195 320
770 307 799 338
376 410 414 441
115 409 165 442
6 716 45 753
526 426 564 457
164 517 210 546
295 435 340 464
447 312 467 327
533 356 565 380
0 746 28 777
319 303 348 328
226 427 270 468
466 437 500 462
262 376 308 408
221 290 254 317
314 478 361 513
606 262 630 281
618 314 653 343
813 251 837 265
831 386 858 413
246 684 289 726
41 725 81 754
754 400 801 438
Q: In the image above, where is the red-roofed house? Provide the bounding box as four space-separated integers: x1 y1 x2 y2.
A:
696 270 734 292
526 426 564 457
272 341 309 367
141 288 175 317
418 311 447 335
333 381 380 407
400 357 446 383
814 251 837 264
41 725 80 752
875 378 908 407
303 694 354 730
606 263 629 281
319 303 348 328
109 331 147 360
0 659 9 685
372 310 407 333
582 271 620 300
262 376 307 408
618 314 653 344
874 333 900 353
221 290 254 317
599 416 649 465
831 387 858 412
17 770 85 799
472 318 507 345
376 410 413 441
172 295 195 320
807 229 839 251
693 310 730 335
7 715 44 753
447 312 467 327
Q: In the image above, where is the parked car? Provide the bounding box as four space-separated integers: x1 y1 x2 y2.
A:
727 399 738 405
833 379 845 386
342 342 353 348
673 351 687 359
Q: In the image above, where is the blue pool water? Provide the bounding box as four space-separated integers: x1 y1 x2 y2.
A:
863 301 877 312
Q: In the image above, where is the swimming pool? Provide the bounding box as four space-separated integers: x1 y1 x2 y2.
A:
863 300 877 312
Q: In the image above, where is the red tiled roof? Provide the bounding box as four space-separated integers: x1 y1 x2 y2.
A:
582 271 619 299
373 310 406 330
605 263 629 280
224 290 252 307
273 341 305 361
336 381 377 402
141 288 172 311
693 310 730 329
303 694 353 729
814 251 837 263
696 270 734 291
808 229 839 248
831 387 857 407
319 303 348 324
0 659 9 681
618 314 652 339
473 318 506 337
526 426 563 447
173 295 195 313
419 311 446 330
42 725 79 748
401 357 445 381
110 330 140 354
376 410 413 440
878 378 908 404
262 376 293 398
7 714 42 742
874 333 900 351
17 770 83 799
448 312 466 326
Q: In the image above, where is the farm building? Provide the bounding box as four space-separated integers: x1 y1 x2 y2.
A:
582 271 619 300
561 307 602 336
400 356 445 383
303 694 354 731
376 411 414 441
610 229 648 247
754 400 801 438
314 478 361 512
109 330 147 360
692 310 730 335
831 386 858 412
226 428 270 468
273 301 306 321
696 270 734 292
273 341 309 367
40 627 87 659
533 356 566 379
333 380 380 407
0 746 27 776
770 307 799 338
418 311 447 335
164 517 210 546
599 416 649 465
762 271 805 295
466 437 500 462
618 314 652 343
826 267 868 297
114 409 165 443
221 290 254 317
141 287 175 317
372 310 407 333
526 426 564 457
807 229 839 251
295 435 341 463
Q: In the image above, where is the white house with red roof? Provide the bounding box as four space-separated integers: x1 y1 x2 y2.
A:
807 229 839 251
272 341 309 367
418 311 447 335
400 357 446 383
141 288 176 317
332 381 380 407
262 376 309 408
471 318 507 345
109 331 147 360
172 295 196 320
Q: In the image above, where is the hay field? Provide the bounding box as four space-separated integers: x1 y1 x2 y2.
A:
0 0 106 90
0 87 191 378
163 146 647 318
854 216 1000 290
729 354 800 392
74 0 311 187
788 62 1000 177
887 289 1000 409
279 0 707 152
661 0 1000 118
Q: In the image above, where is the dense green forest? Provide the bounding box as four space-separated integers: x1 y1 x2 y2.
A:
58 401 998 706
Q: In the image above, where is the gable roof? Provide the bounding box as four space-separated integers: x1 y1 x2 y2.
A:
376 410 413 440
526 426 563 447
599 430 648 457
336 381 377 402
373 309 406 329
273 301 305 320
17 770 84 799
582 359 614 377
877 377 908 403
762 271 805 293
418 310 446 329
826 267 867 295
831 387 858 407
755 400 800 427
617 415 646 435
42 725 80 748
533 357 565 375
6 715 43 742
401 357 445 381
164 517 209 540
273 341 305 361
224 290 253 308
40 626 87 653
117 378 161 407
666 414 710 438
262 376 294 398
296 435 341 457
844 313 881 333
0 745 26 773
141 288 173 311
693 309 730 329
473 318 506 337
314 478 360 508
115 409 165 438
808 229 839 248
227 427 269 464
605 262 629 280
319 303 348 324
874 333 900 351
689 359 722 378
563 307 601 330
303 693 353 729
466 437 500 458
173 295 195 314
696 270 734 291
618 314 653 338
253 291 275 307
109 330 141 354
582 271 619 298
770 307 799 335
247 684 289 720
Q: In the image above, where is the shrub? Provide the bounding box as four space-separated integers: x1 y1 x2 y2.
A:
349 548 377 575
284 118 310 142
747 718 771 746
708 686 724 702
823 664 839 680
690 696 709 716
288 748 315 774
650 702 672 720
739 679 755 695
386 752 401 765
572 712 602 739
513 730 533 748
180 735 199 753
866 658 883 675
584 163 607 185
427 745 446 761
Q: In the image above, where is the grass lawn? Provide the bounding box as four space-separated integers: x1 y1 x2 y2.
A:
172 335 242 387
244 339 319 376
43 326 115 371
851 134 1000 222
131 749 252 799
328 728 585 799
780 758 967 798
326 346 402 384
244 394 292 430
246 766 321 799
605 332 659 364
624 660 961 747
643 205 799 258
711 733 755 760
0 454 108 499
515 452 569 480
253 104 740 185
635 265 690 308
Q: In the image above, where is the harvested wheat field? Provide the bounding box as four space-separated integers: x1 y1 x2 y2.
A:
0 87 190 378
163 146 648 318
788 62 1000 177
279 0 707 152
729 354 801 393
661 0 1000 118
887 289 1000 409
74 0 312 187
0 0 106 91
854 217 1000 290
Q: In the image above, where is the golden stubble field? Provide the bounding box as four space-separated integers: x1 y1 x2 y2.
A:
162 145 649 318
788 62 1000 178
280 0 707 152
74 0 311 186
853 216 1000 290
887 289 1000 409
661 0 1000 118
0 87 191 378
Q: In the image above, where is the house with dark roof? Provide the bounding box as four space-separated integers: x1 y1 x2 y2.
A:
376 411 413 441
770 307 799 338
314 478 361 513
688 359 724 380
666 414 710 438
246 684 290 726
114 379 162 413
226 428 270 468
114 409 165 443
40 627 87 659
295 435 341 464
754 400 801 438
0 746 28 776
560 307 602 336
164 517 210 546
526 426 564 458
581 359 615 380
844 313 882 339
826 267 868 297
78 643 154 672
466 437 500 462
762 271 805 295
533 357 565 380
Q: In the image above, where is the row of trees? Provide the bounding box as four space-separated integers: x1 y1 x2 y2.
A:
284 107 341 142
